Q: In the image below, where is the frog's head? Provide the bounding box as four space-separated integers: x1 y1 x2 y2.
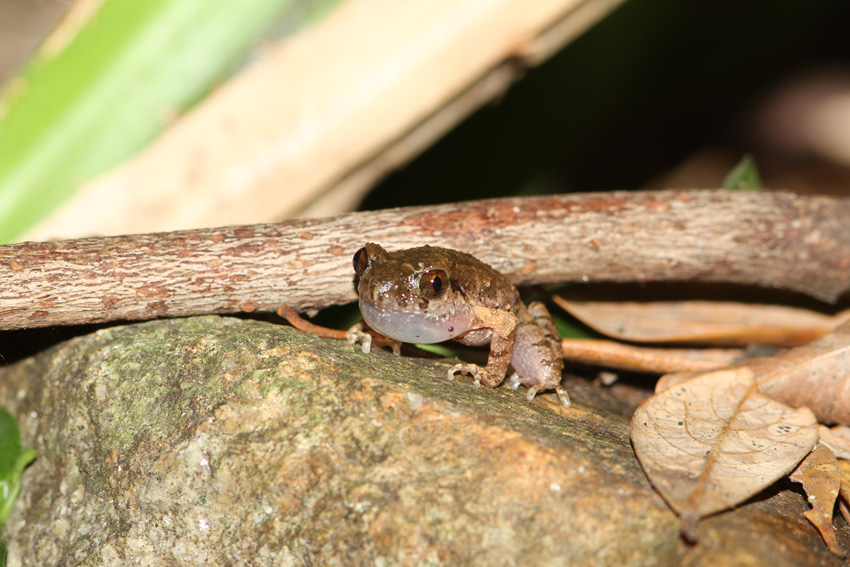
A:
352 243 474 344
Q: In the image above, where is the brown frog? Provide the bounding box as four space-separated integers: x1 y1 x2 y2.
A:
347 243 570 407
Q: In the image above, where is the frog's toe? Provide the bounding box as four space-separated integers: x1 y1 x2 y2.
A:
556 386 572 408
450 363 489 387
345 324 372 353
446 367 458 381
523 384 572 407
356 334 372 353
508 372 522 391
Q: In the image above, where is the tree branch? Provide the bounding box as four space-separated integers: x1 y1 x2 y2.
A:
1 189 848 331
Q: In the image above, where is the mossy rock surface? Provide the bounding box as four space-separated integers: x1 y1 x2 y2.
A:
0 316 844 566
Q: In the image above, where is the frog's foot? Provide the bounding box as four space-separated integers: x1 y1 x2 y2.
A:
508 372 522 391
512 371 572 408
345 323 403 355
448 363 500 388
524 385 572 408
345 322 372 353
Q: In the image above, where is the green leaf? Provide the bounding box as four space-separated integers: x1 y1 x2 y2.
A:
551 309 596 339
0 409 37 528
414 343 460 357
722 154 762 190
0 0 297 244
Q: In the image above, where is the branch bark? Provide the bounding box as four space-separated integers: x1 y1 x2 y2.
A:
1 189 848 331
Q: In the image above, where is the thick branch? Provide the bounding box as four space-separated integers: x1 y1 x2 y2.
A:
1 189 848 331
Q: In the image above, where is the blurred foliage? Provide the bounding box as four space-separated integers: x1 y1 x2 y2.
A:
0 408 36 529
0 0 339 244
722 154 762 189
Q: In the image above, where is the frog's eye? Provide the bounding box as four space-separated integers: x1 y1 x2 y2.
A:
419 269 448 298
353 247 369 275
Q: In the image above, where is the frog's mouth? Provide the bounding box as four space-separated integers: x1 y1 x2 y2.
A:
359 300 473 344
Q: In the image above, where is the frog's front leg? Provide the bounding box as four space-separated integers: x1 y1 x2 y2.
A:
449 305 517 388
346 321 402 355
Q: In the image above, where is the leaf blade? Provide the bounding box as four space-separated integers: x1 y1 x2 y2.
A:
0 409 36 527
722 154 762 189
789 444 845 557
0 0 295 243
631 368 818 540
552 295 845 347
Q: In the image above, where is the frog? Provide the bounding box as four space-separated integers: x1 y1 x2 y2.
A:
346 243 570 407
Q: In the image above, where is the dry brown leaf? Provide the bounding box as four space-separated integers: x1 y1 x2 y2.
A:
789 444 845 557
838 459 850 525
754 320 850 425
657 370 712 393
553 295 849 347
841 499 850 528
631 367 818 541
657 321 850 425
818 426 850 460
560 338 742 373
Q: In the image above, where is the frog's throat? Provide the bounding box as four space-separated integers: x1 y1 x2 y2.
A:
359 300 473 344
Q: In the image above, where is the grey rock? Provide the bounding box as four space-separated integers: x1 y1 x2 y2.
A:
0 316 843 566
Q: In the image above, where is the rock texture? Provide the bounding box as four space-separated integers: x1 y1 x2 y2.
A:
0 316 846 566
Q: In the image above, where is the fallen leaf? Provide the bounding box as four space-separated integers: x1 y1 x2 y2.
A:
789 444 845 557
838 460 850 525
818 426 850 460
554 295 849 347
631 367 818 541
658 320 850 425
560 338 743 373
840 499 850 528
754 321 850 425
